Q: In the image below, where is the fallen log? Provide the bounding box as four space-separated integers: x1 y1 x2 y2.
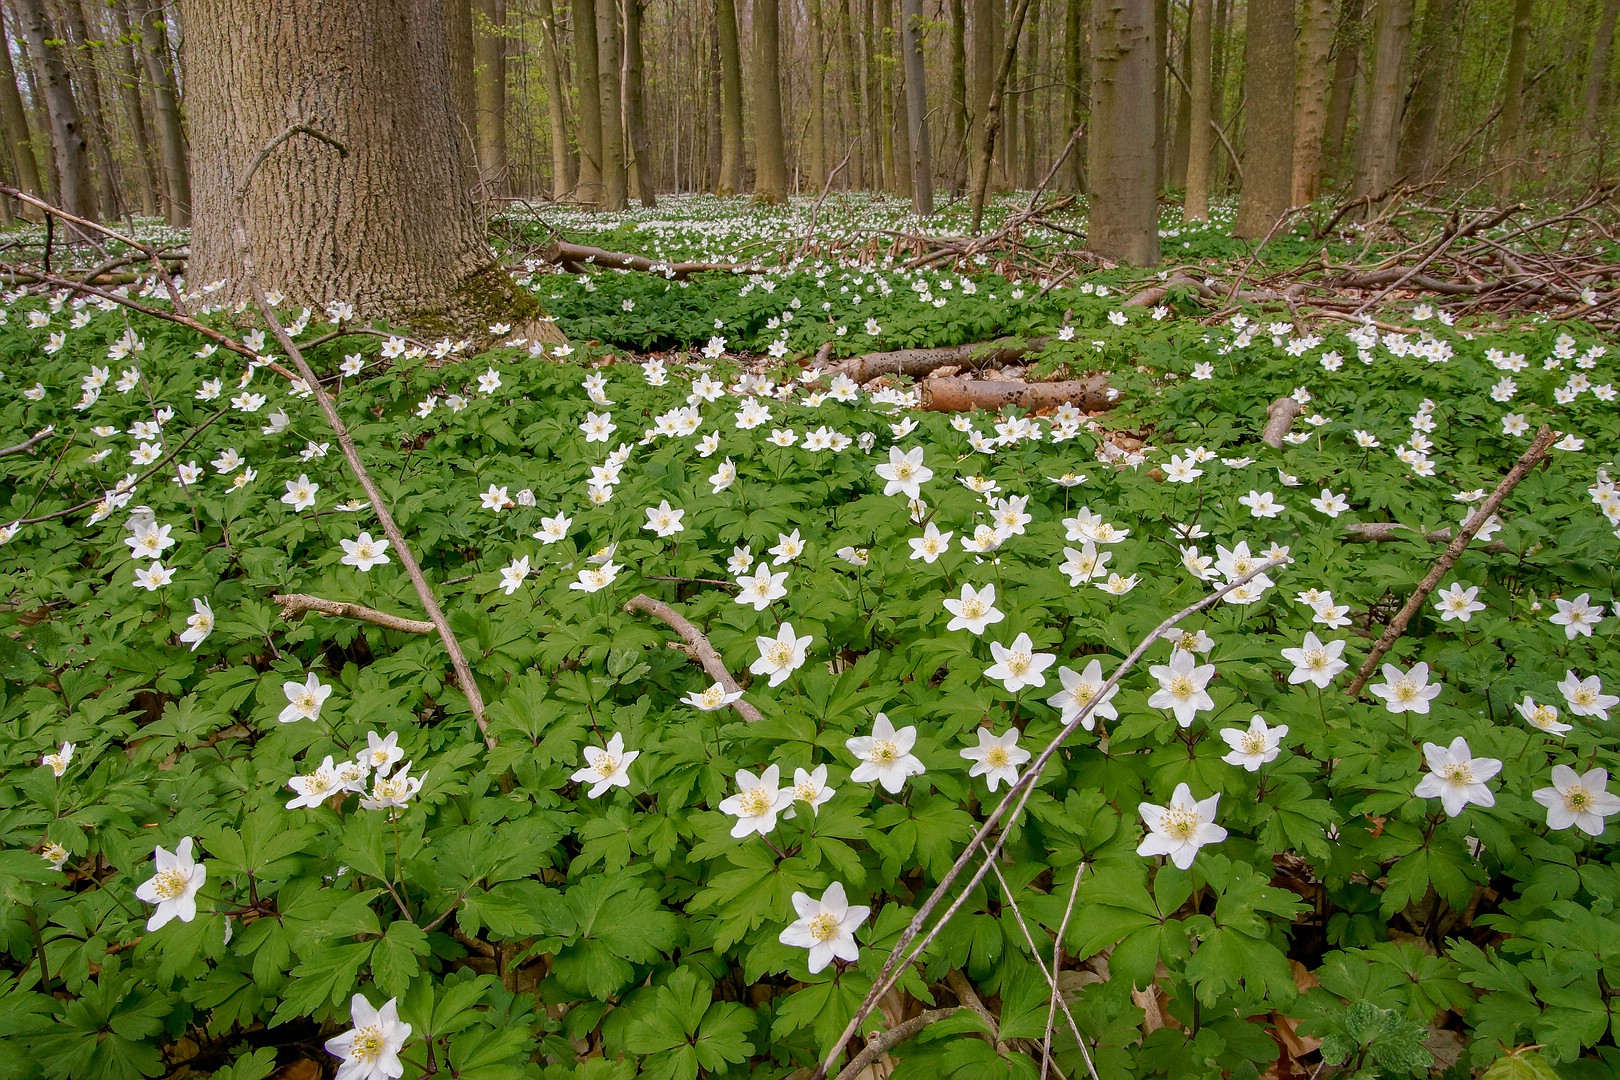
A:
541 240 764 279
1261 396 1302 449
272 592 435 634
830 336 1047 384
922 374 1116 413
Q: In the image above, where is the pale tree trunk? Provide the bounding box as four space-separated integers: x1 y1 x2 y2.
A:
1492 0 1533 199
876 0 896 191
972 0 995 182
594 0 627 209
132 0 189 225
1167 1 1190 189
1182 0 1212 218
968 0 1034 230
843 0 866 188
716 0 745 194
183 0 553 339
1350 0 1413 204
108 0 161 217
12 0 95 218
1291 0 1335 201
59 0 122 220
1397 0 1457 183
0 5 47 214
623 0 656 206
807 0 826 189
536 0 575 198
706 13 723 189
1321 0 1365 180
1088 0 1160 264
1582 0 1619 138
445 0 480 184
900 0 932 213
1233 0 1294 236
949 0 968 193
572 0 604 203
474 0 508 195
752 0 789 202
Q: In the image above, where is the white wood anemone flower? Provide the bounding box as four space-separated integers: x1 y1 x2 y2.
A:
325 994 412 1080
1137 784 1227 869
779 882 870 974
134 836 207 931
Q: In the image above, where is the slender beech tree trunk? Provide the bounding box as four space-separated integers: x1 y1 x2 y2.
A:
1065 0 1086 190
1182 0 1212 218
108 0 160 217
972 0 995 180
841 0 865 188
1396 0 1457 183
184 0 551 337
807 0 826 189
1167 0 1191 190
1583 0 1620 138
1088 0 1160 264
0 5 46 213
133 0 189 225
60 0 122 219
949 0 968 193
594 0 627 208
752 0 789 202
1493 0 1534 199
572 0 604 203
716 0 745 194
968 0 1035 229
536 0 575 198
1208 0 1231 186
1291 0 1336 201
1321 0 1365 181
12 0 95 218
706 12 723 189
623 0 656 206
900 0 933 213
1351 0 1413 204
474 0 508 194
1233 0 1294 236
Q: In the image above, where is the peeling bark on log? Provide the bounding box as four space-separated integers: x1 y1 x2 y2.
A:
922 374 1116 412
1262 396 1302 448
830 336 1046 384
542 240 763 278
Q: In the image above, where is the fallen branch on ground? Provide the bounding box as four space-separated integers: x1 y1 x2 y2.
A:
624 594 764 724
542 240 765 279
922 374 1115 413
829 336 1046 384
272 593 435 634
1344 522 1512 555
1261 396 1302 449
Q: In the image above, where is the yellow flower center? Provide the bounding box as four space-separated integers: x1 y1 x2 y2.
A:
1440 762 1475 785
1241 731 1267 755
1574 688 1596 706
868 739 898 765
1394 679 1419 702
794 780 821 802
808 912 841 942
151 867 189 900
1004 653 1031 676
1305 649 1329 670
592 755 619 779
1566 786 1592 811
1160 806 1198 841
766 642 794 666
986 747 1009 768
739 787 774 817
894 462 915 481
1169 675 1195 699
349 1026 385 1063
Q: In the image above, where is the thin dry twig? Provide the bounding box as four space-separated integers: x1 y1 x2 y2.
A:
0 429 57 459
624 594 764 724
272 593 435 635
832 1009 967 1080
1345 426 1557 697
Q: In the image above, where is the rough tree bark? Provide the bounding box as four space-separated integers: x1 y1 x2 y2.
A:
132 0 190 226
183 0 557 340
841 0 865 188
900 0 933 215
11 0 95 219
949 0 968 193
572 0 605 203
1291 0 1336 201
444 0 480 181
751 0 789 202
1350 0 1414 206
59 0 123 220
1065 0 1087 191
1233 0 1294 237
716 0 746 194
1181 0 1212 219
1088 0 1160 264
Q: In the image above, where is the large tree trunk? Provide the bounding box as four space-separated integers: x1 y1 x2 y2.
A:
1350 0 1413 204
572 0 604 203
444 0 480 184
594 0 627 209
132 0 190 226
1492 0 1533 200
536 0 575 198
183 0 552 339
11 0 96 219
900 0 933 214
1181 0 1212 219
623 0 657 206
751 0 789 202
1291 0 1336 200
474 0 508 195
1088 0 1160 264
1233 0 1295 236
0 4 46 215
949 0 968 193
716 0 745 194
1396 0 1456 184
1583 0 1620 139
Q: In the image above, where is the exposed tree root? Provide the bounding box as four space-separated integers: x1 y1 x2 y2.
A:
921 374 1115 413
